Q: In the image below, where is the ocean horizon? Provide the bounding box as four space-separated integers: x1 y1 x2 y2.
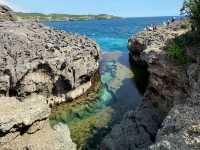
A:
44 16 179 52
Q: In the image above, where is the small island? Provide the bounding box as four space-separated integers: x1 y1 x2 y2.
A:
16 12 121 21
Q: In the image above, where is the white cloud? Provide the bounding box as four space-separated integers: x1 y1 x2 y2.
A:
0 0 27 12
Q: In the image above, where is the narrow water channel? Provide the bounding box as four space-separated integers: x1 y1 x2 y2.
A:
49 52 143 149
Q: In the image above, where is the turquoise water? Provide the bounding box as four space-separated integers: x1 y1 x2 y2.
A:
47 17 166 149
44 17 174 52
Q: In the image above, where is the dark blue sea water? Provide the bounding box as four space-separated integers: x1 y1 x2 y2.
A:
44 17 174 52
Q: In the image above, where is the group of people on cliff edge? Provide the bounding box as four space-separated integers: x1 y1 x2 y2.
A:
144 24 158 31
144 17 176 32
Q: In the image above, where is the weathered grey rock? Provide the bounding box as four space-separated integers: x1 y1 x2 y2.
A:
149 63 200 150
0 5 17 22
149 104 200 150
1 121 76 150
0 20 100 101
101 102 162 150
0 95 50 133
0 6 101 149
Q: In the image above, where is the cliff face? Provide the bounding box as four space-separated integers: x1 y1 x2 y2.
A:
0 21 99 100
0 5 100 150
101 23 200 149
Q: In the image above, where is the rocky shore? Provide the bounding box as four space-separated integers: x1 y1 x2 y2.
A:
0 5 100 150
101 23 200 149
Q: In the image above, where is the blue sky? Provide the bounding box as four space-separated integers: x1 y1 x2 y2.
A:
1 0 184 17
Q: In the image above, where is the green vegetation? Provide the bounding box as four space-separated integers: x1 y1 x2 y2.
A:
16 12 120 21
181 0 200 33
166 32 196 64
167 40 187 64
166 0 200 65
166 25 200 64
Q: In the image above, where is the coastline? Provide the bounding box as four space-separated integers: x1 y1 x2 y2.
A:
1 3 199 150
16 12 121 22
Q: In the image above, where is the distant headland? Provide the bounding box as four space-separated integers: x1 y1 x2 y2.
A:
16 12 121 21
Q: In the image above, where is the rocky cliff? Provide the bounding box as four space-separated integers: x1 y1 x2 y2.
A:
0 5 100 150
101 23 200 149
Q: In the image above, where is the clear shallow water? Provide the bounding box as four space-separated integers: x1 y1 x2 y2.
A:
44 17 174 52
46 17 166 149
50 52 143 149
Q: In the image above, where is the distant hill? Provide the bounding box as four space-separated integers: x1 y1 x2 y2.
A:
16 12 121 21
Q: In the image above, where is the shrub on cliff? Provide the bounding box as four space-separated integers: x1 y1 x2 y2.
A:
167 40 187 64
181 0 200 34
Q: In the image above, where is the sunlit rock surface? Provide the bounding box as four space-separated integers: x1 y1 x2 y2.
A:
0 20 99 99
0 5 100 150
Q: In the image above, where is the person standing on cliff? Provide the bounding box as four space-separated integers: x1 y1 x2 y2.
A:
167 19 170 26
171 17 176 23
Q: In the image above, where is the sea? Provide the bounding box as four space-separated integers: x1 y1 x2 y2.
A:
44 17 175 52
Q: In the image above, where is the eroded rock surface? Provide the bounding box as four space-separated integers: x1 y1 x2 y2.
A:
0 20 99 100
0 5 100 150
101 102 162 150
149 63 200 150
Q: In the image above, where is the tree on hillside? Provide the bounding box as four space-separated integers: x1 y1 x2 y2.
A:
181 0 200 33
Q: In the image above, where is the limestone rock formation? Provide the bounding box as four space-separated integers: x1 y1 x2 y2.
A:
129 27 189 113
149 63 200 150
101 23 200 150
0 5 100 150
0 5 17 21
101 102 162 149
0 20 100 101
1 121 76 150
